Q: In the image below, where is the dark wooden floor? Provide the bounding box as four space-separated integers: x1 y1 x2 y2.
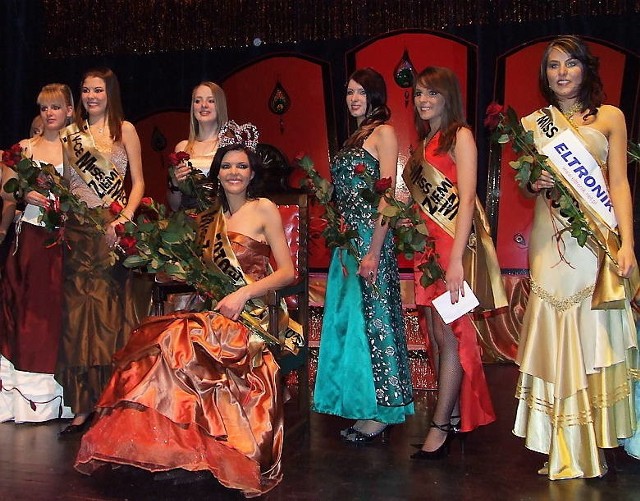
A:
1 364 639 500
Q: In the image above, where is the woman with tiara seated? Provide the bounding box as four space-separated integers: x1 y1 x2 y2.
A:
75 123 302 498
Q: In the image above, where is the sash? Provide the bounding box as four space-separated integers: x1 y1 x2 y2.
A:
521 105 638 309
60 122 127 205
403 142 507 310
198 206 304 355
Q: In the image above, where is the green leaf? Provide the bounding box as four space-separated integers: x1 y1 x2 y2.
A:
576 232 588 247
2 178 19 194
381 206 400 217
122 255 149 268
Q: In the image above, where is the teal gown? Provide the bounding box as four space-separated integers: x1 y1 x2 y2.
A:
313 145 414 424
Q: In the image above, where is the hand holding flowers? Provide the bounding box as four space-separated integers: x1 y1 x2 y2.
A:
296 154 428 264
2 145 104 247
113 197 281 346
485 103 614 259
168 151 212 211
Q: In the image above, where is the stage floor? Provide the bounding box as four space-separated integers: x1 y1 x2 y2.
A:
1 364 639 500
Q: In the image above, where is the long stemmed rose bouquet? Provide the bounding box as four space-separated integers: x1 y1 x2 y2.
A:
114 198 281 346
485 103 615 261
2 144 105 247
167 151 212 212
296 154 428 266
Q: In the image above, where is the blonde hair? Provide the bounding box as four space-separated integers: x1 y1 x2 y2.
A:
186 82 228 153
37 83 75 126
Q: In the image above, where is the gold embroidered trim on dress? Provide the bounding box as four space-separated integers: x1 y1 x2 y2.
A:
530 279 595 312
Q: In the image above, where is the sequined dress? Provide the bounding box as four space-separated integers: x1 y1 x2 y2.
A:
313 143 414 423
514 125 638 479
412 133 496 432
56 140 150 416
75 232 284 498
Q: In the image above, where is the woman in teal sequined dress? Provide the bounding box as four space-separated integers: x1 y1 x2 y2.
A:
313 68 414 443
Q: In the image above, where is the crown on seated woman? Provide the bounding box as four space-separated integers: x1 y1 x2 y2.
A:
218 121 260 151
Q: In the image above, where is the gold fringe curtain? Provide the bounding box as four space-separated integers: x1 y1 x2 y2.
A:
42 0 639 58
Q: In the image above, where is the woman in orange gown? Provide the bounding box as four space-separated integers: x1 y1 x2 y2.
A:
407 67 495 460
75 141 297 498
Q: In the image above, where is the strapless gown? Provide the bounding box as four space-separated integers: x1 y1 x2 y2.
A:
75 232 284 498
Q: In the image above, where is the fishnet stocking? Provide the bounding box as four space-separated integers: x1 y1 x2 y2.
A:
421 306 462 451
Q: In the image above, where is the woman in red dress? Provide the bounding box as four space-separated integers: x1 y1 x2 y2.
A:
406 67 495 459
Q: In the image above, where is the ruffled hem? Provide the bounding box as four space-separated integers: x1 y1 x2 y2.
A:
514 362 636 480
0 356 74 423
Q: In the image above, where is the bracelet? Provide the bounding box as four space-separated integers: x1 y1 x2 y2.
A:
119 209 134 221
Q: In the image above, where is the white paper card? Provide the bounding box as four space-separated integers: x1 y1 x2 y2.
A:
432 281 479 324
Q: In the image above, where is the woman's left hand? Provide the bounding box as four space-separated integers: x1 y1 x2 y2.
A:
445 259 465 304
358 252 380 285
214 289 249 321
617 244 637 278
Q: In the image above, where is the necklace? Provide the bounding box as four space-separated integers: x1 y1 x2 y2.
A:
560 102 583 120
90 120 106 134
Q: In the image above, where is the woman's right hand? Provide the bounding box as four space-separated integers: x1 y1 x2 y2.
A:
529 171 555 193
25 191 50 208
172 162 192 184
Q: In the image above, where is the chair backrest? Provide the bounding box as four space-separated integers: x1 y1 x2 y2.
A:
271 192 308 310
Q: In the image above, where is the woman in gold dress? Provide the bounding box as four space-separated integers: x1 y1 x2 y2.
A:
514 35 637 479
56 68 146 434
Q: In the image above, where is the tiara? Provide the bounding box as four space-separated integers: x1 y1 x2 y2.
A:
218 121 260 151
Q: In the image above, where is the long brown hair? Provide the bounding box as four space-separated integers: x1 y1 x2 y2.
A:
413 66 468 155
539 35 604 119
75 67 125 142
344 68 391 148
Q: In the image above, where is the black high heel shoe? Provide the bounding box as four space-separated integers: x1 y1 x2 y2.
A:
58 412 95 438
340 426 358 440
344 424 392 445
410 422 454 460
448 415 467 454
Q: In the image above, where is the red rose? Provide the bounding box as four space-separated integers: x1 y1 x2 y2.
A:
109 201 124 215
2 143 22 168
354 163 366 175
169 151 190 166
294 151 306 162
373 177 392 194
483 102 505 130
140 196 153 207
114 223 126 236
119 235 138 255
35 171 55 190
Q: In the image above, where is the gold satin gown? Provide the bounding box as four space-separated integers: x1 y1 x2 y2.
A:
514 126 637 479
